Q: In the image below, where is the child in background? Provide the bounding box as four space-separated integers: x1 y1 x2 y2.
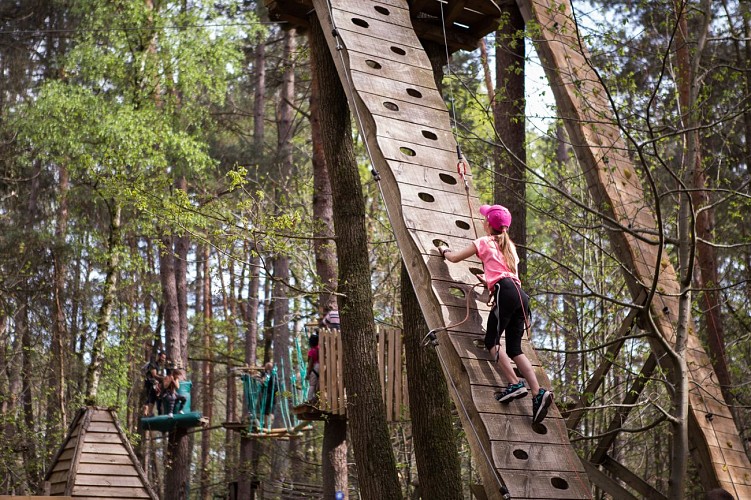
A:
306 334 320 405
439 204 553 424
162 368 187 418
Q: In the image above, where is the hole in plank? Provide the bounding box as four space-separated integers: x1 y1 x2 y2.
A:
531 422 548 435
422 130 438 140
407 88 422 98
449 286 465 299
455 220 470 230
391 46 406 56
418 192 435 203
365 59 382 70
439 173 457 185
383 101 399 111
513 449 529 460
399 147 415 157
469 267 484 277
433 239 448 248
551 477 569 490
351 18 369 28
374 5 390 15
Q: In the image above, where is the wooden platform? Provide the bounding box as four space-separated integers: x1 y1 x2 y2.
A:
264 0 502 52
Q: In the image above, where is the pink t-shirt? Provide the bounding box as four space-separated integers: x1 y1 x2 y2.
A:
473 235 520 289
307 345 319 365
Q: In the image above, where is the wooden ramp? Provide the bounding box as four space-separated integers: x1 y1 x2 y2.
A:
310 1 591 498
43 406 157 499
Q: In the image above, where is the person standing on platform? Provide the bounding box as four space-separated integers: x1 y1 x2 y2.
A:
142 351 168 416
305 333 320 405
439 204 554 424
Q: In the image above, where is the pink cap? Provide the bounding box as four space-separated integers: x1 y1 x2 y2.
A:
479 204 511 231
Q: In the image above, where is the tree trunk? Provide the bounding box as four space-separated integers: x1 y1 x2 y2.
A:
239 2 267 490
85 201 122 402
50 162 69 431
310 15 403 500
200 245 213 500
670 2 712 496
309 31 348 496
402 264 463 499
493 8 527 279
160 236 182 365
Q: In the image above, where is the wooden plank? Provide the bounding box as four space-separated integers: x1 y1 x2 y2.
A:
74 473 145 488
49 482 68 495
86 421 120 433
482 414 569 445
499 470 592 499
492 441 586 472
52 458 72 473
394 328 403 420
331 8 424 49
600 455 667 500
0 497 72 499
352 70 447 110
372 115 458 153
335 27 432 71
329 0 413 29
89 409 115 422
378 134 473 169
84 432 126 444
81 442 129 455
336 330 345 415
77 463 140 476
580 460 639 500
71 485 150 498
55 449 75 464
463 357 545 388
78 453 137 465
48 470 69 484
386 328 394 420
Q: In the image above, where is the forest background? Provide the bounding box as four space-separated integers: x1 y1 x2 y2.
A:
0 0 750 499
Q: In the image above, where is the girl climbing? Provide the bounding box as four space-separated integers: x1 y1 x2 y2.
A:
439 204 554 424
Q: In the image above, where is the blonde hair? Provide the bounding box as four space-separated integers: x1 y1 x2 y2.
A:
493 230 518 276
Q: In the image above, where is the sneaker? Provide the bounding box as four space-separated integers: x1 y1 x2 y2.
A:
178 410 184 414
167 413 174 418
532 389 553 424
495 381 528 403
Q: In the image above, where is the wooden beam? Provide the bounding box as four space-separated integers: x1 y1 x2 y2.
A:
566 301 643 429
590 353 658 464
580 460 639 500
444 0 468 23
601 455 668 500
411 19 479 51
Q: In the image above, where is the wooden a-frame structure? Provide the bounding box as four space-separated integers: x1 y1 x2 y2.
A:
43 406 157 499
265 0 751 498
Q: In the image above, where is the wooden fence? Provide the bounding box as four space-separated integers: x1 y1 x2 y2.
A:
318 327 408 422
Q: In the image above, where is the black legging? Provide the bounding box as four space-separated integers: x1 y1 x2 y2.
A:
484 278 530 358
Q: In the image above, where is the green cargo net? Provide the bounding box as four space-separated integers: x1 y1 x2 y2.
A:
243 337 308 434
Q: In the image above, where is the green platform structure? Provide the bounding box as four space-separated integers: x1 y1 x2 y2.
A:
140 380 204 432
